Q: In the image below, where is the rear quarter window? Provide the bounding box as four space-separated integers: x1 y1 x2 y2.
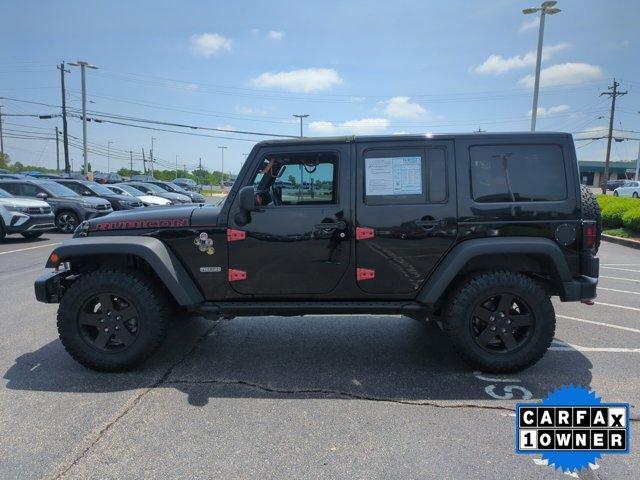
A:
470 144 567 202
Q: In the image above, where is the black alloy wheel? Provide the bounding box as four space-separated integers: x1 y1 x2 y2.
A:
78 293 140 352
470 293 534 353
56 211 79 233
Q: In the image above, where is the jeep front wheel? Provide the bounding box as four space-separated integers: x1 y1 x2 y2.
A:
57 269 168 371
442 271 555 373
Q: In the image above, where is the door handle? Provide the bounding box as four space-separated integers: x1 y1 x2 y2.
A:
316 221 346 230
415 219 442 229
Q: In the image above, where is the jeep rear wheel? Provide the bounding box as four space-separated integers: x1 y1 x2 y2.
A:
442 271 555 373
57 269 168 371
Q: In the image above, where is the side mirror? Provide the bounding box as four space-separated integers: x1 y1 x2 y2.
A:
239 185 257 212
36 192 48 200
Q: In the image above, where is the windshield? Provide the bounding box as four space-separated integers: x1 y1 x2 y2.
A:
137 183 166 194
0 187 12 198
114 184 144 196
40 181 79 197
87 182 116 195
166 182 189 194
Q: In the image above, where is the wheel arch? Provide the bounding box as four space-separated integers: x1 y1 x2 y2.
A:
47 236 204 306
417 237 573 305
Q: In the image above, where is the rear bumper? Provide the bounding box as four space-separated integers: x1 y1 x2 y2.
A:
561 275 598 302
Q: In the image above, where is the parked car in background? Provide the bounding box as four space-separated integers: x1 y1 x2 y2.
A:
0 187 55 240
606 179 628 191
0 169 9 174
0 179 112 232
131 174 156 182
0 173 27 180
106 184 173 206
613 180 640 198
58 172 87 180
127 181 192 204
23 172 61 179
174 177 201 192
93 172 124 184
146 180 205 203
53 179 144 210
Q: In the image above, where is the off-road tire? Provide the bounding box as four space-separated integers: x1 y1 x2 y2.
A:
57 268 169 371
442 271 555 373
21 232 43 239
580 184 602 252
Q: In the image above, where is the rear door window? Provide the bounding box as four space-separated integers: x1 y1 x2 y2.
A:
470 144 567 202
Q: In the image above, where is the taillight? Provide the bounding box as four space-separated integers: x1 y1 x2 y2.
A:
583 222 596 250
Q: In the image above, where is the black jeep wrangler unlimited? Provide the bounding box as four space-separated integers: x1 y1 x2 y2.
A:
35 133 601 373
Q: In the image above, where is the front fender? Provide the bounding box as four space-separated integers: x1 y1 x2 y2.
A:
44 236 204 305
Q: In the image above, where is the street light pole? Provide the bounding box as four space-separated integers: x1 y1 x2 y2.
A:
218 146 227 188
523 2 561 132
69 61 98 175
293 114 309 138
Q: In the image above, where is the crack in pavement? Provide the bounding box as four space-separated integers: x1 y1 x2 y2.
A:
165 377 519 412
48 322 219 480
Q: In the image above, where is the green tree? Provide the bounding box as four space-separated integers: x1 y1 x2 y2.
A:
0 152 10 169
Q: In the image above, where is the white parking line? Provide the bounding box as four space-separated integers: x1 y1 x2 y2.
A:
601 275 640 284
0 243 61 256
599 287 640 296
557 314 640 334
602 264 640 267
593 301 640 312
601 266 640 273
551 340 640 353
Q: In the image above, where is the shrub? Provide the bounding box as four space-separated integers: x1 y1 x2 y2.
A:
622 206 640 232
597 196 640 228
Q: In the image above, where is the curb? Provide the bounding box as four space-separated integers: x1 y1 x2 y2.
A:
602 234 640 250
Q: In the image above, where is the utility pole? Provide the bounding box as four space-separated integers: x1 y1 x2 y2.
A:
107 141 112 173
141 148 147 174
600 79 627 194
149 137 155 177
635 141 640 182
55 127 60 172
0 104 4 159
130 150 134 177
57 62 71 173
293 114 309 137
175 154 179 179
69 61 98 175
198 157 203 186
218 146 227 187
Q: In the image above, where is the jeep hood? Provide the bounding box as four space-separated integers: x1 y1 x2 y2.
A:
79 204 220 234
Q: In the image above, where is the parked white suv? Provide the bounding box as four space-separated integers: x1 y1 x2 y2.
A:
0 187 55 240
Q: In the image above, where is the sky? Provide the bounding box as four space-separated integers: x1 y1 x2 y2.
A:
1 0 639 175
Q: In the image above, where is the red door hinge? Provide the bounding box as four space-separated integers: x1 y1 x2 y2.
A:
227 228 246 242
355 227 375 240
356 268 375 281
228 269 247 282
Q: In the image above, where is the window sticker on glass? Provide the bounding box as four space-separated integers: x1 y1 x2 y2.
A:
365 156 422 196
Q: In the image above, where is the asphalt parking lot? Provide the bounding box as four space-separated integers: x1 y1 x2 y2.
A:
0 233 637 479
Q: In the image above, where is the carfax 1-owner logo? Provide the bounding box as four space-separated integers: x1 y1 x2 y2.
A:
516 385 630 473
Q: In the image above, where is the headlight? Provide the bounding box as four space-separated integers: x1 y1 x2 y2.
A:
7 206 29 213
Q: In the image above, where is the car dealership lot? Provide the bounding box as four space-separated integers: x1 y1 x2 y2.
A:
0 234 637 479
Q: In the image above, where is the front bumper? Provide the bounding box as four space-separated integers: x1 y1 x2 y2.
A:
5 213 55 233
34 270 71 303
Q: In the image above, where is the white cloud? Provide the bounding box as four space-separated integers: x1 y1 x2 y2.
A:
190 33 232 57
309 118 389 135
249 68 343 93
519 17 539 33
518 62 603 87
527 104 570 117
474 43 570 75
380 96 428 120
267 30 285 41
621 39 631 48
